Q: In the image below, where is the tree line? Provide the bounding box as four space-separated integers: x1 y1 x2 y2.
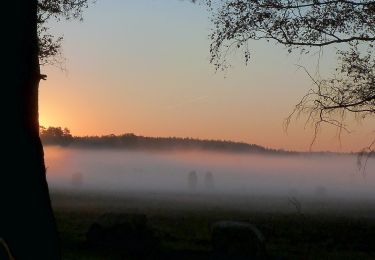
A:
40 126 355 156
40 126 284 153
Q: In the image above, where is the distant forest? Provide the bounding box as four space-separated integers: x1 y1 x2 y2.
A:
40 126 289 154
39 126 353 156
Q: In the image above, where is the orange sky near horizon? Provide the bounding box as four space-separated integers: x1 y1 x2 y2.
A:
39 0 375 153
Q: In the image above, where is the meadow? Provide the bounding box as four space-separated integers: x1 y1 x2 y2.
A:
45 147 375 259
52 189 375 259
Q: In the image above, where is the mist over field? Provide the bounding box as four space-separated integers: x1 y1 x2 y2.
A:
44 146 375 200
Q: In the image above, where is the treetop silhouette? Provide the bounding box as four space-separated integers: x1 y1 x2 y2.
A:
38 0 91 65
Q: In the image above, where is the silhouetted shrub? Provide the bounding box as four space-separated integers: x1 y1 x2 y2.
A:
314 186 327 197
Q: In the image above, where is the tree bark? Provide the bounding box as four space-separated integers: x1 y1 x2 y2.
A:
1 0 61 259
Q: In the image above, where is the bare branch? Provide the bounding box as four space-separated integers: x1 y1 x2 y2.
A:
208 1 375 149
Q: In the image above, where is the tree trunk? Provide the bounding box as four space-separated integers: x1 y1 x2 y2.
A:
1 1 60 259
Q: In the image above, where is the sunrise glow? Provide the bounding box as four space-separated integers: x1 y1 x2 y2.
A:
39 0 374 152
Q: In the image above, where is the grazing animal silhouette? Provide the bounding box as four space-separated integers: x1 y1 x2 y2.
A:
188 170 198 191
204 171 214 190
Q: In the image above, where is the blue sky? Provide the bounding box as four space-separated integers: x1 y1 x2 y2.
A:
39 0 374 152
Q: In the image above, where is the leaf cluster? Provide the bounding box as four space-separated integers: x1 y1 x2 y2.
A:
37 0 92 65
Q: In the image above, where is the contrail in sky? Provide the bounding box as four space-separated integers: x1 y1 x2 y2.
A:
164 96 209 110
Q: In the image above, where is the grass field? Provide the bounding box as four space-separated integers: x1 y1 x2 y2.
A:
51 189 375 259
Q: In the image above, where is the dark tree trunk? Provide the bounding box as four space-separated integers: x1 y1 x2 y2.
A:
1 1 60 259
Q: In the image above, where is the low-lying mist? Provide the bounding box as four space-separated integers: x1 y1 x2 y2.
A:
45 146 375 201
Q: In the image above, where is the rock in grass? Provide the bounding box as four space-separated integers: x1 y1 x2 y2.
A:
86 213 159 256
211 221 267 259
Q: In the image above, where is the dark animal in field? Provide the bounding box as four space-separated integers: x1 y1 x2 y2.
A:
71 172 83 188
211 221 267 259
86 213 159 256
204 171 214 190
188 170 198 191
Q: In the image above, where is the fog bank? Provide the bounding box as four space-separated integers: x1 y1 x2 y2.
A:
44 146 375 201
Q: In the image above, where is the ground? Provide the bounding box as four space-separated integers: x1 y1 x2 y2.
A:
51 189 375 259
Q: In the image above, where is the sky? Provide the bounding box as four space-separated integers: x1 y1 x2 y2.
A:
39 0 374 152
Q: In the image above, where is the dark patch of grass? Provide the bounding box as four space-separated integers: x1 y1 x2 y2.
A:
51 191 375 259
